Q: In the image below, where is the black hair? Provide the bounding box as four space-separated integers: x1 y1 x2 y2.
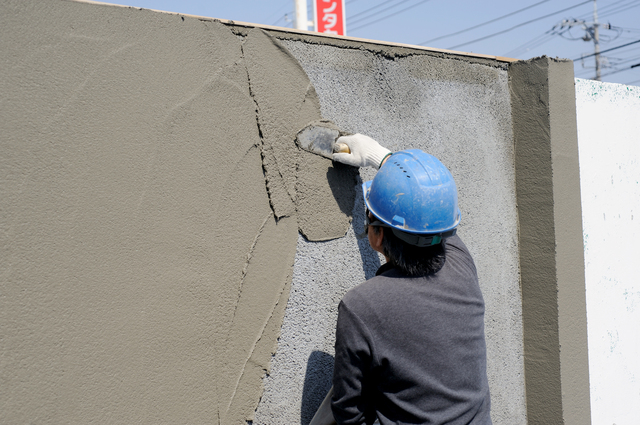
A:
371 225 446 277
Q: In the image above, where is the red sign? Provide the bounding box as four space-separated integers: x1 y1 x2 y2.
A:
314 0 346 36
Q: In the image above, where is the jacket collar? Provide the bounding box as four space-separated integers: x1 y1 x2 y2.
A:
375 261 396 276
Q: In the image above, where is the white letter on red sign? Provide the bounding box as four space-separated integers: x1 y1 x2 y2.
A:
323 2 336 12
315 0 345 36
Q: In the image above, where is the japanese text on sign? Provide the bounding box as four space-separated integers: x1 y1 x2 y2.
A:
314 0 346 36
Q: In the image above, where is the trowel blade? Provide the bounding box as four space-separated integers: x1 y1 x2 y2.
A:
296 122 341 159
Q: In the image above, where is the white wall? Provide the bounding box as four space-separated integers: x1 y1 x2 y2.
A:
576 79 640 425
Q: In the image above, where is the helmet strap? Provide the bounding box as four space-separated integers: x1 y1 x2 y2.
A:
368 215 457 247
391 228 448 247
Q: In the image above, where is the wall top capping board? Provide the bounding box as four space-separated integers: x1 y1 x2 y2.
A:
75 0 519 64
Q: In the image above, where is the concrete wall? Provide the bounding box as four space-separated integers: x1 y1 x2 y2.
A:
255 38 526 425
1 1 590 424
575 79 640 425
1 2 340 422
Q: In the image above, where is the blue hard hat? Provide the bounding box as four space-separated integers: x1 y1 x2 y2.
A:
362 150 461 236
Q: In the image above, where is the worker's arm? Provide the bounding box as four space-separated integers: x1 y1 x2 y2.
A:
333 134 391 169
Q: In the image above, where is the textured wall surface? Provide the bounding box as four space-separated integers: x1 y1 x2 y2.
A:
1 1 355 423
576 79 640 425
255 40 525 424
2 1 537 424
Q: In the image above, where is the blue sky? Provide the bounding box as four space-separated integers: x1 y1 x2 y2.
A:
103 0 640 85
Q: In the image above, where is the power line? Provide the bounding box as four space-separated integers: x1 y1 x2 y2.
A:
596 0 640 20
576 53 640 77
349 0 403 21
575 0 636 20
350 0 433 32
605 45 640 61
598 59 640 78
576 52 640 78
350 0 416 26
267 0 291 21
503 31 556 57
574 48 640 74
574 68 595 78
447 0 592 50
419 0 550 46
555 2 640 80
268 0 293 26
271 12 293 26
599 0 638 10
574 39 640 59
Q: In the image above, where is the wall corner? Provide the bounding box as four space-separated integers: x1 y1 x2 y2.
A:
509 56 591 424
548 58 592 425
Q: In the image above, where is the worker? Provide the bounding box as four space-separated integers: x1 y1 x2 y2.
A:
310 134 491 425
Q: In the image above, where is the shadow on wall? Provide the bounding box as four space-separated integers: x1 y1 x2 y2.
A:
295 180 378 424
358 234 381 280
301 351 335 425
326 163 360 218
350 176 382 280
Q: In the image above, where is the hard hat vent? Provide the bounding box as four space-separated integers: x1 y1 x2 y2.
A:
392 160 412 178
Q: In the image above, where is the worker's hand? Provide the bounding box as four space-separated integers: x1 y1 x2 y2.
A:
332 134 392 169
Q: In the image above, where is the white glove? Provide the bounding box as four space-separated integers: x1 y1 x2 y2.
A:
332 133 391 169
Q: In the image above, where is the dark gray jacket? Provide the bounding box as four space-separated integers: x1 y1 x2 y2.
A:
332 235 491 425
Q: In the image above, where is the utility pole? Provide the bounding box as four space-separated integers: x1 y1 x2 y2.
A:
554 0 609 81
295 0 308 31
593 0 601 80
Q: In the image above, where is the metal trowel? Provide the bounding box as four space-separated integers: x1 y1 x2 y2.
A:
296 120 351 159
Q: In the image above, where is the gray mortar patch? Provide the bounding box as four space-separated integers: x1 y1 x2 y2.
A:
242 28 359 241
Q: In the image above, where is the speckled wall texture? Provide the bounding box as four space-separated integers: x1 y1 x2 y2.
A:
1 1 589 424
255 40 525 425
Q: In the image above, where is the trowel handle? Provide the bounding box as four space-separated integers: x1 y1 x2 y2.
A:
334 143 351 154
